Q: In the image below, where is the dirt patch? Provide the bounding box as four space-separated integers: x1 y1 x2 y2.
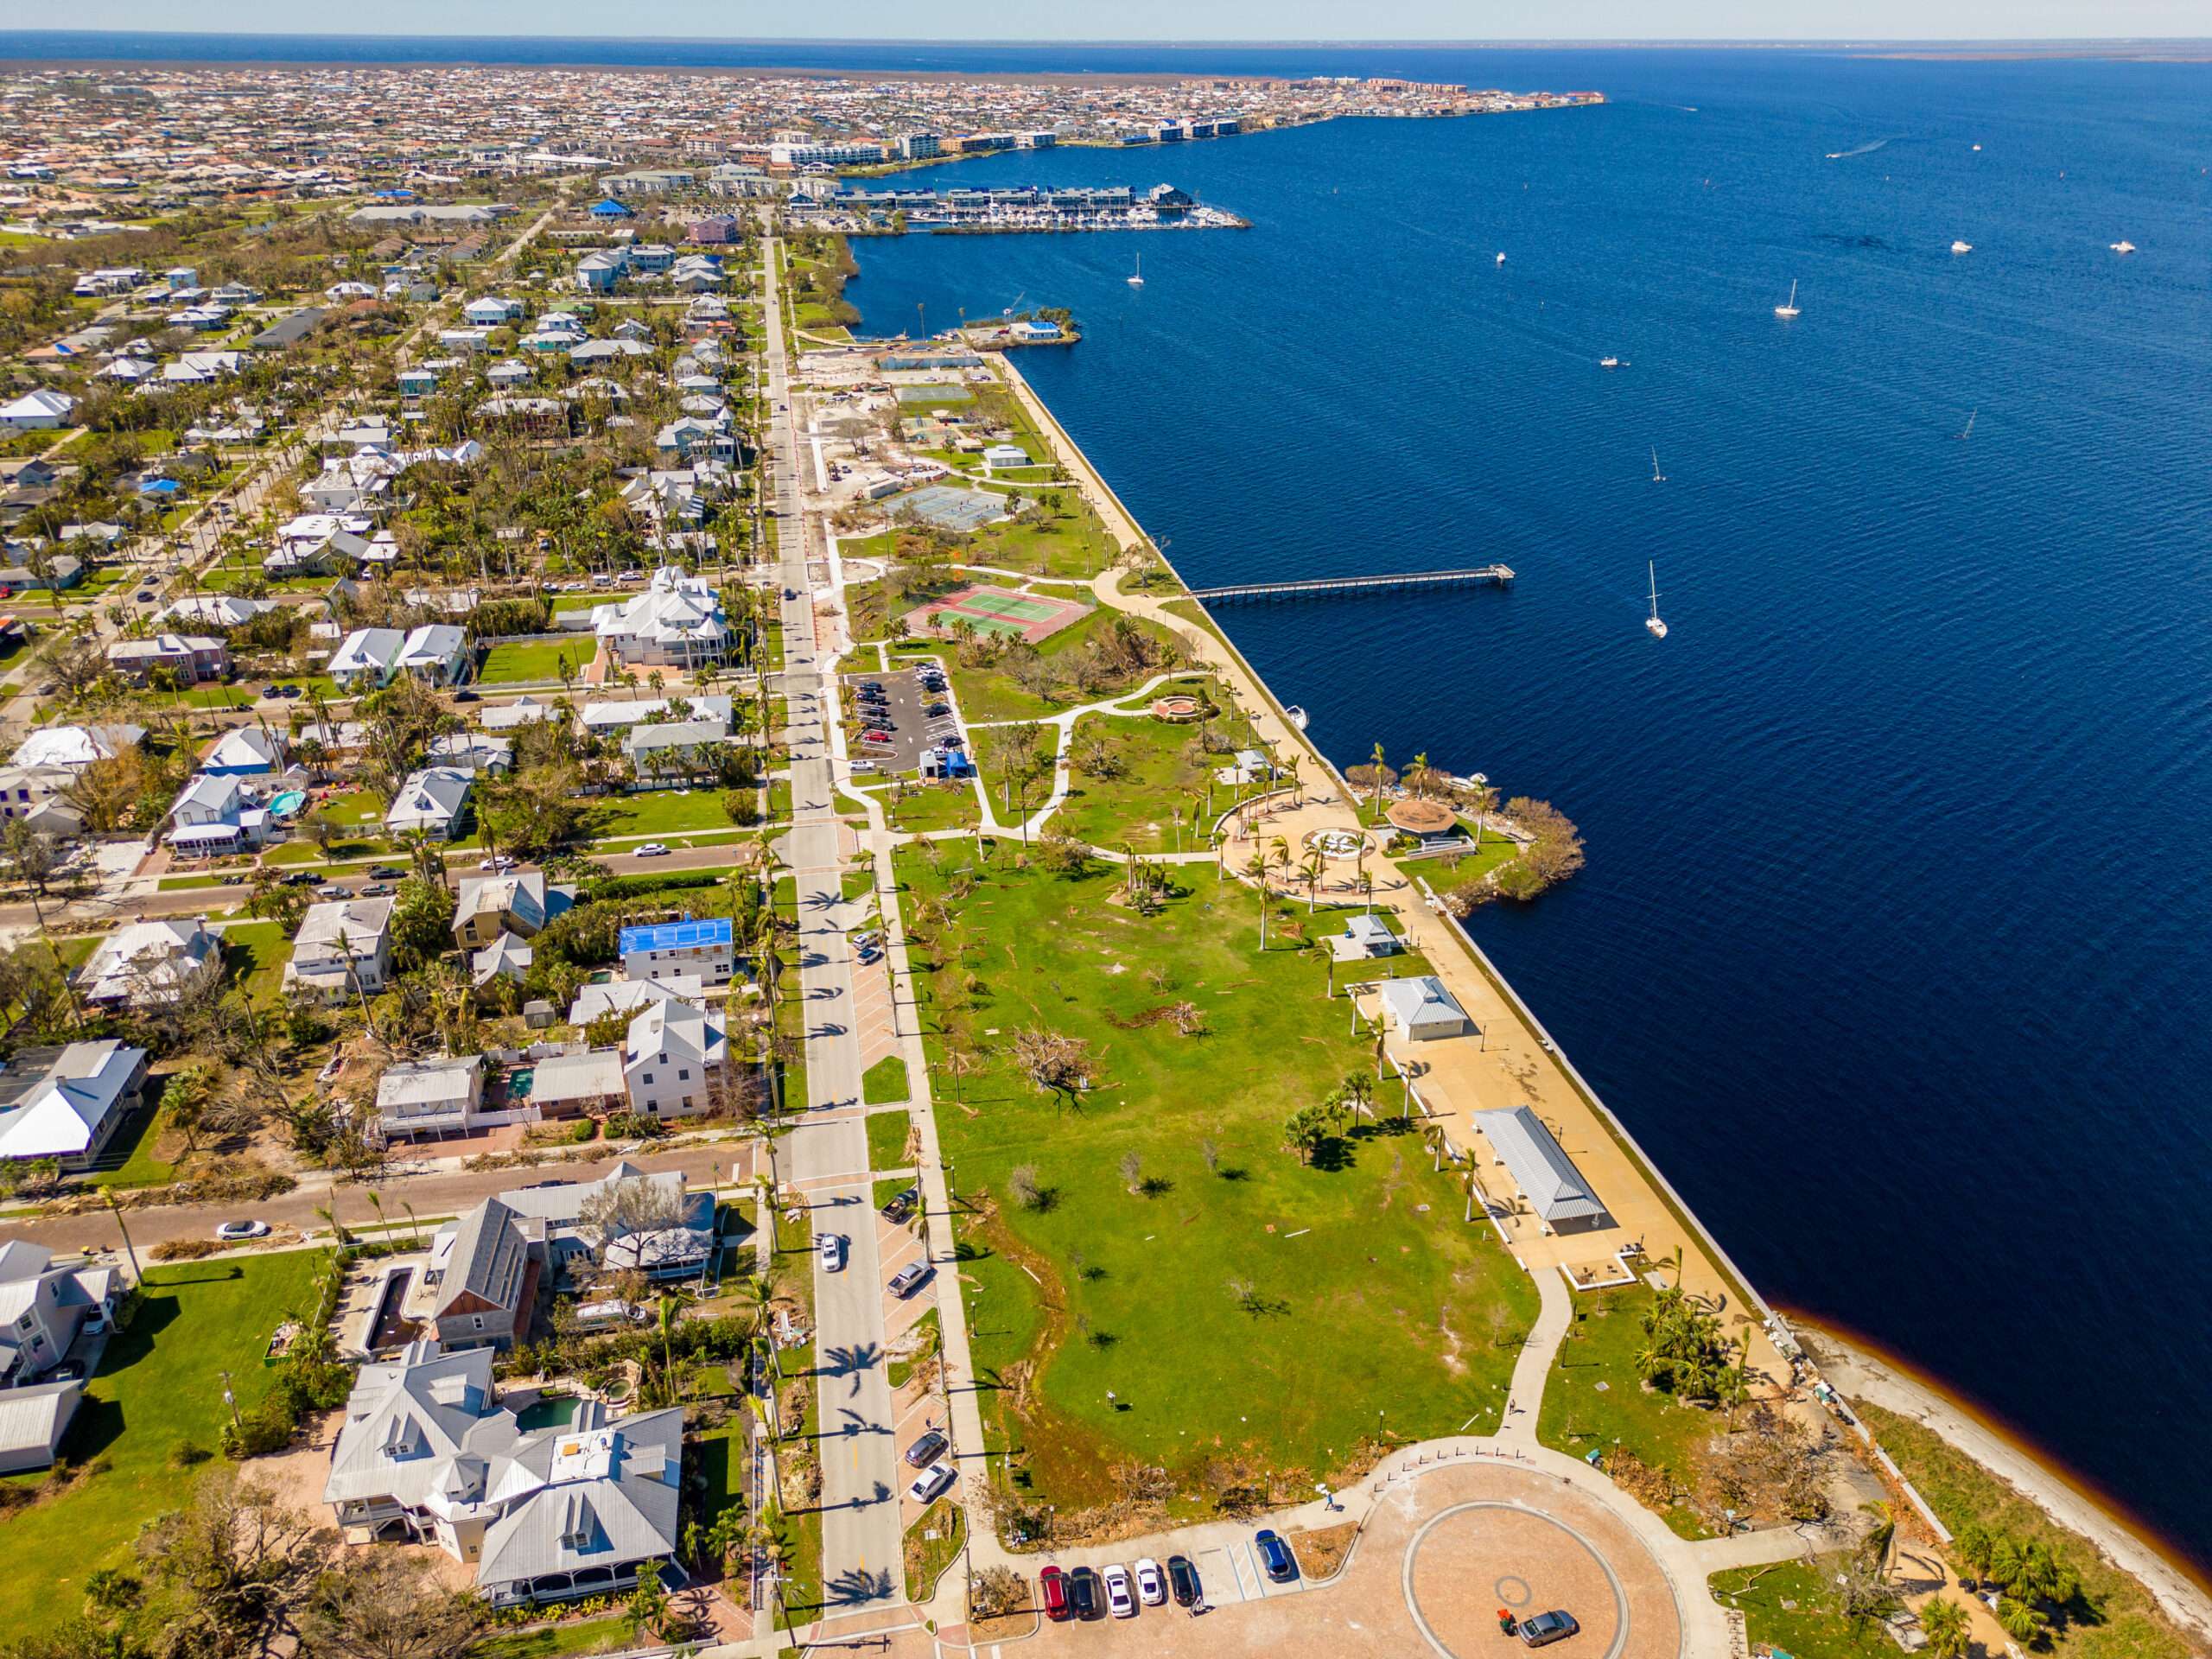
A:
1287 1520 1359 1583
969 1604 1039 1643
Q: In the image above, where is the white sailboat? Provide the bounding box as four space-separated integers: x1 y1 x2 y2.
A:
1951 238 1974 254
1496 251 1507 265
1774 279 1801 319
1650 448 1667 482
1955 408 1976 441
1127 251 1144 286
1645 562 1669 639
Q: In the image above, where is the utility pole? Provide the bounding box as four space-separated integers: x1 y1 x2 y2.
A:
104 1190 141 1283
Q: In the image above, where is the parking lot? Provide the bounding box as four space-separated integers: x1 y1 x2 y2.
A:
841 658 960 777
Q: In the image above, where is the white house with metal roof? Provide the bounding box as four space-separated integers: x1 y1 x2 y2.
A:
1471 1105 1611 1236
0 1041 149 1169
321 1338 684 1605
1377 975 1474 1041
78 918 220 1009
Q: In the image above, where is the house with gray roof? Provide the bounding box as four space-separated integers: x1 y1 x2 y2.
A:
1377 975 1473 1041
0 1239 114 1391
427 1196 541 1351
321 1338 681 1605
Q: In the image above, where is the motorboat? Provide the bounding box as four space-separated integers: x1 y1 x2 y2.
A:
1951 239 1974 254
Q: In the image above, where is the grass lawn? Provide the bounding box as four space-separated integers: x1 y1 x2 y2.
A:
1396 834 1523 902
878 779 981 835
0 1252 329 1630
1855 1402 2198 1659
475 1614 645 1659
766 1206 822 1626
1707 1559 1891 1658
86 1097 176 1190
589 789 745 837
863 1057 909 1109
322 788 389 828
898 849 1540 1516
156 874 231 892
1052 693 1276 855
1536 1285 1714 1540
480 638 589 685
954 494 1117 581
931 606 1184 728
214 918 290 1005
903 1500 964 1602
865 1103 912 1166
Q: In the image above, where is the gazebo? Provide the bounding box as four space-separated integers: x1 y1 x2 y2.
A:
1386 797 1459 839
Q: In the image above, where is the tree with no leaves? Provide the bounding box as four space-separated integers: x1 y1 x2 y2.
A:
298 1550 488 1659
969 1563 1027 1620
1010 1027 1093 1100
1117 1150 1142 1194
579 1173 688 1251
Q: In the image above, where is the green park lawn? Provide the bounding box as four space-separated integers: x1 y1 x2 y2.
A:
0 1252 329 1631
878 778 981 835
480 638 589 685
475 1614 645 1659
957 500 1117 581
925 606 1180 728
897 849 1540 1516
1536 1285 1715 1539
1707 1560 1891 1658
1052 692 1274 855
865 1100 912 1163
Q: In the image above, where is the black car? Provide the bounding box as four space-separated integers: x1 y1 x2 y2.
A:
135 590 156 603
1166 1554 1201 1607
879 1185 918 1223
262 684 284 699
283 870 321 887
903 1428 947 1468
1067 1567 1102 1621
452 689 480 702
923 702 950 717
369 866 405 880
1517 1611 1580 1648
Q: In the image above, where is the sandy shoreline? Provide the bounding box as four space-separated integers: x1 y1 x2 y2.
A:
1799 1321 2212 1642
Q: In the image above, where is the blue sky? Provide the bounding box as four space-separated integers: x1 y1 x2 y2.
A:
29 3 2212 39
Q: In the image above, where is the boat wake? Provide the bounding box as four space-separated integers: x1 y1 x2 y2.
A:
1825 137 1893 161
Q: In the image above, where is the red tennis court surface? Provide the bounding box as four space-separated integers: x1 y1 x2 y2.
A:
906 584 1090 643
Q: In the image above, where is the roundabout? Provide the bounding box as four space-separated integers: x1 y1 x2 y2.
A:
1402 1501 1631 1658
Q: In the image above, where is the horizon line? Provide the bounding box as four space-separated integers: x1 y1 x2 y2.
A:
6 29 2212 46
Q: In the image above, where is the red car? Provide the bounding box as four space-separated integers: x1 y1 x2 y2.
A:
862 728 892 743
1039 1566 1070 1622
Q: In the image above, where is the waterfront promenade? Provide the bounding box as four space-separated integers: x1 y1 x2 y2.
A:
993 351 1796 1392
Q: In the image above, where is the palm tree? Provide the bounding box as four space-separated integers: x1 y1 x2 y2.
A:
1408 751 1430 799
1368 741 1388 821
1918 1597 1969 1659
1996 1598 2050 1647
1243 849 1272 950
1299 853 1324 912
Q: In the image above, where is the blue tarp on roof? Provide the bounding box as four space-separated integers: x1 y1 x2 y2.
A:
620 917 733 954
589 198 634 217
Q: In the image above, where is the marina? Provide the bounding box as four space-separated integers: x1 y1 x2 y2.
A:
787 181 1246 234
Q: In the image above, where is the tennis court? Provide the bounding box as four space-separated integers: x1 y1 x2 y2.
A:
904 583 1090 644
893 484 1012 532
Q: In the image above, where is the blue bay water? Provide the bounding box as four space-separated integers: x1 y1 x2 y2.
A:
829 51 2212 1573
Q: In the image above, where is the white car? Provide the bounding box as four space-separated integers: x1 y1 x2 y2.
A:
633 842 671 857
214 1219 270 1242
1103 1563 1137 1619
478 855 518 872
817 1232 844 1272
849 759 878 774
907 1461 955 1503
1134 1558 1166 1606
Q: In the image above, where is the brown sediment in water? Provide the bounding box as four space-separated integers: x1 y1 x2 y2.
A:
1787 1303 2212 1605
